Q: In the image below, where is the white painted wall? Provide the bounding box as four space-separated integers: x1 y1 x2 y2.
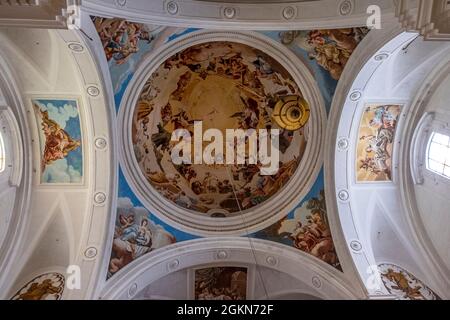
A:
332 28 450 299
133 264 323 300
0 27 114 299
414 72 450 271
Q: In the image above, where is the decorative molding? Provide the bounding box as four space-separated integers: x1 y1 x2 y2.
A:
86 85 100 97
94 137 107 150
127 283 138 298
374 52 390 61
337 137 349 151
68 42 84 53
167 259 180 271
80 0 397 30
349 90 362 102
0 0 75 29
84 246 98 259
0 107 23 187
166 1 178 15
222 7 236 19
323 20 410 298
115 0 126 7
396 0 450 41
100 238 360 300
339 0 354 16
0 53 33 299
398 59 450 298
326 17 450 299
282 6 296 20
410 112 434 185
337 189 349 202
349 240 362 252
117 30 326 237
94 192 107 205
216 250 228 260
312 276 322 288
266 255 278 266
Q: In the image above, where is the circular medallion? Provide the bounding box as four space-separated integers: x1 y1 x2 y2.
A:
166 1 178 15
338 189 349 202
223 7 236 19
167 259 180 270
84 246 98 259
94 192 107 204
266 256 278 266
312 276 322 288
337 137 349 151
95 137 107 150
216 250 228 260
349 240 362 252
119 31 326 235
87 86 100 97
349 90 362 101
374 53 389 61
128 283 138 298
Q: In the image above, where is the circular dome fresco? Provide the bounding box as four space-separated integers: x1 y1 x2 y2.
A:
119 31 325 236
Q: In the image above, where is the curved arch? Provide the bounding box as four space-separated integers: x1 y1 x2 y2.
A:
260 290 322 300
100 238 359 300
0 54 33 297
0 26 118 299
398 59 450 298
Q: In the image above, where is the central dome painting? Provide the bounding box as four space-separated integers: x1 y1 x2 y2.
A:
132 41 309 216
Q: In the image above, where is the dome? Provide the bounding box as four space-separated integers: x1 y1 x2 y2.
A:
132 41 306 215
119 32 325 236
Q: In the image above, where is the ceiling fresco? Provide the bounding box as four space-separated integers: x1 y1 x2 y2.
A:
132 41 307 216
91 17 368 277
356 104 403 182
378 264 441 300
108 170 198 278
11 273 65 300
194 266 248 300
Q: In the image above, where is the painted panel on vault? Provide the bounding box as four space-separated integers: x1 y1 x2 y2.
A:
33 99 83 184
356 104 402 182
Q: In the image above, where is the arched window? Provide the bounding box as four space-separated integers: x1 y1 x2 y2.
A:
0 131 5 173
427 132 450 179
